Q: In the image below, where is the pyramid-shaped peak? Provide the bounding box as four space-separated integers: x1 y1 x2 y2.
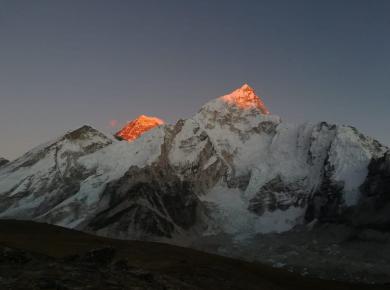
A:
240 83 255 92
136 115 164 122
115 115 164 142
220 84 270 114
232 83 258 99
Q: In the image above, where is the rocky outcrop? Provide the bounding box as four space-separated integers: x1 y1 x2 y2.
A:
0 158 8 168
167 119 229 194
249 176 308 216
87 164 205 239
305 157 346 223
351 151 390 229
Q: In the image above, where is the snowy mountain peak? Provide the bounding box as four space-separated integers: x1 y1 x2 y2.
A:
197 84 270 118
115 115 165 142
240 83 254 92
62 125 108 141
221 83 269 113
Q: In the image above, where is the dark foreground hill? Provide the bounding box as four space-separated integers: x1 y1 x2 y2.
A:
0 220 387 290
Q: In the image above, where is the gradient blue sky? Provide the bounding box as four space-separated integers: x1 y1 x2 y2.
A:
0 0 389 160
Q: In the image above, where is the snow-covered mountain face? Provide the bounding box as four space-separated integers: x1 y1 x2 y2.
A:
0 84 388 281
0 126 113 220
0 84 386 234
193 84 385 233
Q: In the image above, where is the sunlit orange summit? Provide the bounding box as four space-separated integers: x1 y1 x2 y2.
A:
221 83 269 114
115 115 164 142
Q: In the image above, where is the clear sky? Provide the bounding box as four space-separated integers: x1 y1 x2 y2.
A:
0 0 389 160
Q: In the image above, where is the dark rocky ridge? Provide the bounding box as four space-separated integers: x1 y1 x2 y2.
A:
249 176 308 216
0 157 9 167
87 164 204 239
354 150 390 229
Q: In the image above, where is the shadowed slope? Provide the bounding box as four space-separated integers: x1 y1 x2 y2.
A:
0 220 386 290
